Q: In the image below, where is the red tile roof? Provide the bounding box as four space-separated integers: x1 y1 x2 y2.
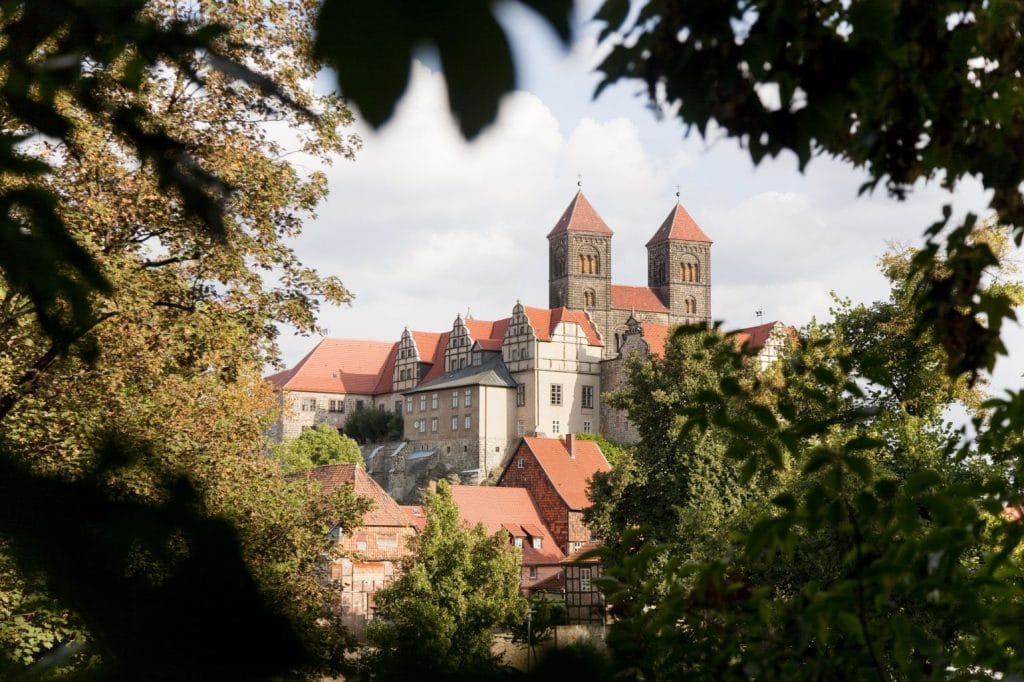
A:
465 318 509 341
419 331 452 383
522 306 603 346
411 331 444 361
546 191 613 238
521 437 610 510
640 321 672 358
304 464 411 527
646 201 712 246
733 321 792 352
371 343 399 394
401 505 427 530
266 338 396 395
610 285 669 314
449 485 565 565
475 338 503 351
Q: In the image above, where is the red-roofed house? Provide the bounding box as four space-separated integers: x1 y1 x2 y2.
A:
448 484 567 594
498 435 610 555
267 338 397 440
304 464 416 632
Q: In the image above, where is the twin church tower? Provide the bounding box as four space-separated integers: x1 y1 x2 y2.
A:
547 191 712 357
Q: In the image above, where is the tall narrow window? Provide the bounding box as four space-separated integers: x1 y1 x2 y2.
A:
465 389 472 407
582 385 594 409
580 567 592 591
452 391 459 408
583 289 595 308
431 417 438 432
419 395 426 411
578 254 585 273
406 397 413 413
550 384 562 406
431 393 438 410
516 384 526 407
551 420 561 435
464 415 472 430
451 416 458 431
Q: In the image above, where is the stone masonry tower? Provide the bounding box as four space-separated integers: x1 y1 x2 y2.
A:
646 199 712 326
548 191 613 341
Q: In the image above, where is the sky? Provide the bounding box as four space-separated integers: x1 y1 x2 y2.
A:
277 1 1024 393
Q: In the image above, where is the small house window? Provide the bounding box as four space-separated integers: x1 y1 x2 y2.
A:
529 566 537 579
465 389 472 407
431 417 438 432
552 420 561 435
451 416 458 431
356 400 364 410
582 385 593 409
514 537 523 548
580 567 592 591
464 415 471 430
452 391 459 408
431 393 438 409
516 384 526 407
406 397 413 413
550 384 562 406
532 537 542 549
517 458 525 469
583 420 592 433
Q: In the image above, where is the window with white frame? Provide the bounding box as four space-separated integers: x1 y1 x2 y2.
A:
301 398 317 412
464 389 472 407
516 383 526 407
583 420 592 434
451 390 459 408
531 537 542 549
551 420 561 435
582 385 594 409
464 415 471 430
431 393 438 409
517 458 525 469
513 537 523 548
516 420 525 436
419 395 426 411
550 384 562 405
451 416 458 431
580 567 592 591
529 566 537 579
406 397 413 413
431 417 438 433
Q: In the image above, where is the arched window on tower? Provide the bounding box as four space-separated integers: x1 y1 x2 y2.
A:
684 297 696 315
578 254 586 273
552 245 566 277
680 255 700 283
584 289 595 308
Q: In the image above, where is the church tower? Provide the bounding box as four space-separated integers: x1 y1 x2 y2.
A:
548 191 613 338
646 199 712 325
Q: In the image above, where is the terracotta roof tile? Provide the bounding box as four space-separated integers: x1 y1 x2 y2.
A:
266 338 396 395
610 285 669 314
419 331 451 383
449 485 565 565
410 331 444 361
401 505 427 530
640 322 672 358
733 321 793 353
521 437 610 510
646 201 712 246
474 338 503 351
371 343 400 394
522 306 603 346
546 191 613 238
305 464 410 527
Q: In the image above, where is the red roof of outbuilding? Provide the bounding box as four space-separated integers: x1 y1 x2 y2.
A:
449 485 565 565
610 285 669 314
520 437 610 510
733 321 790 352
304 464 410 528
401 505 427 530
546 191 613 238
522 306 603 346
266 338 396 395
646 201 712 245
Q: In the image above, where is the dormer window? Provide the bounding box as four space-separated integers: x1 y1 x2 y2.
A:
532 537 542 549
513 537 523 548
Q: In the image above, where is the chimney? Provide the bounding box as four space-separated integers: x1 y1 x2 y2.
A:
565 433 575 460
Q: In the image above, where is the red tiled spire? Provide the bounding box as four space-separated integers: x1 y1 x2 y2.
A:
546 191 613 238
646 201 712 246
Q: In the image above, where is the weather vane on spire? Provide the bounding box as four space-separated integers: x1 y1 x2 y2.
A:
675 184 680 200
577 173 582 190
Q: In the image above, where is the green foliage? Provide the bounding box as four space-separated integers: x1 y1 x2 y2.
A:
273 424 364 470
510 596 568 647
586 242 1024 680
344 407 403 444
366 480 527 680
574 432 629 468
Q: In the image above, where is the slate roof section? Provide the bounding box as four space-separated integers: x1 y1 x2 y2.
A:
521 306 603 346
449 485 566 565
266 338 396 395
546 191 614 238
520 437 610 510
304 464 411 527
407 353 516 393
646 201 713 245
610 285 669 314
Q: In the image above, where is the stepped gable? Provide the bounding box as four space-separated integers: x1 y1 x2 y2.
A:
304 464 410 527
449 484 565 565
521 437 610 510
546 191 613 238
266 338 395 394
522 306 603 346
646 200 712 246
610 284 669 314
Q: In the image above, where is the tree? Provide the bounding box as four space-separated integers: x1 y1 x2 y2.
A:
344 406 403 444
0 0 365 676
273 424 364 470
574 432 629 468
366 480 527 680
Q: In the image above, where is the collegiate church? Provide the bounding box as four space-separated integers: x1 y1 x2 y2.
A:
268 191 788 498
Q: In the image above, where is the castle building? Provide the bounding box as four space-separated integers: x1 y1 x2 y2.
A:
267 191 791 496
